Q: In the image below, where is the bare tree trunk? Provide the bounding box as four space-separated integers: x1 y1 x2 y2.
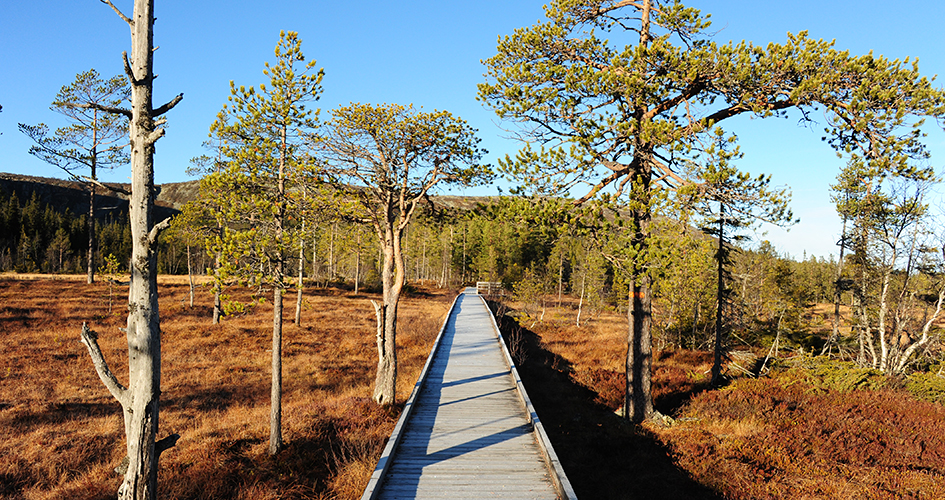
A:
295 219 304 325
878 266 893 371
87 181 96 284
212 249 222 324
81 1 183 498
576 270 585 327
626 270 654 423
187 243 194 307
691 301 700 349
329 223 335 281
354 229 361 295
711 207 725 385
269 124 288 455
271 285 284 454
823 216 848 356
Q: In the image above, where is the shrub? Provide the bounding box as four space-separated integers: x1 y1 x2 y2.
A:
907 371 945 405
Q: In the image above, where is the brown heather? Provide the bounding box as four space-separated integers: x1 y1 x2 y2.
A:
0 276 452 500
496 295 945 500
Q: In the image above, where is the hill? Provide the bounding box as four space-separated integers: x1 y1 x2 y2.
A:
0 172 183 222
0 172 496 220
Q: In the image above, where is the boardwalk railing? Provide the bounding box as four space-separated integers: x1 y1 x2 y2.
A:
361 288 577 499
476 281 504 296
479 294 576 500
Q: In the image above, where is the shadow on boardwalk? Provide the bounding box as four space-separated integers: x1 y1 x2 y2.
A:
490 305 723 500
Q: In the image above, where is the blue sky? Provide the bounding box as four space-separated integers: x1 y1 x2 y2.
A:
1 1 943 260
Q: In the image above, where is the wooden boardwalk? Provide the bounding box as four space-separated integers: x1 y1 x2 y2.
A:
361 288 576 500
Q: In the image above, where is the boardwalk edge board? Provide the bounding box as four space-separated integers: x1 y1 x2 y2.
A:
479 295 579 500
360 292 463 500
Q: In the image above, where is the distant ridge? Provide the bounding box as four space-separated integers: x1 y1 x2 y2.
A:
0 172 498 220
0 172 185 221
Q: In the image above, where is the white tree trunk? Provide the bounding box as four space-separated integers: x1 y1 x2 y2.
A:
81 1 183 498
187 243 194 307
295 219 304 325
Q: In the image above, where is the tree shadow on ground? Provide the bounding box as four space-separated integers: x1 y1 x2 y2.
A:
491 308 723 500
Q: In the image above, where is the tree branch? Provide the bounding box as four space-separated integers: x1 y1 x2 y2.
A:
149 217 173 246
100 0 133 26
154 93 184 117
81 176 131 196
80 322 129 406
146 128 166 147
121 51 141 86
156 434 180 457
76 102 132 119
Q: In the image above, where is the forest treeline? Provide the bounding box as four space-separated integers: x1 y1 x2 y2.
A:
0 188 129 274
2 177 863 360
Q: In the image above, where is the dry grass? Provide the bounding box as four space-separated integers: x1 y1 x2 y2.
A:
0 275 452 499
495 295 945 500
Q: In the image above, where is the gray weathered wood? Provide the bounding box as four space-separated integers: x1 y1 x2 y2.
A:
362 288 576 499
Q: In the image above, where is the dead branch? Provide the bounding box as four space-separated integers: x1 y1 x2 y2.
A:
79 322 129 406
99 0 132 26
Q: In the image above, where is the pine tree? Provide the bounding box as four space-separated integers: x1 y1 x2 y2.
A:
206 30 323 454
315 103 490 404
480 0 945 422
19 69 130 283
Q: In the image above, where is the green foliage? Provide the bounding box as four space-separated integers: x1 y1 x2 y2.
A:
200 30 325 312
512 267 549 317
793 358 889 393
18 68 129 177
99 253 123 315
316 101 491 291
906 371 945 405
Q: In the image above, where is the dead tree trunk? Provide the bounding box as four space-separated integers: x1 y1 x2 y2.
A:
80 1 183 498
295 218 304 325
87 181 96 284
187 243 194 307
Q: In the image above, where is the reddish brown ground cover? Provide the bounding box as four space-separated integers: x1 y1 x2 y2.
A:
494 297 945 500
0 277 452 500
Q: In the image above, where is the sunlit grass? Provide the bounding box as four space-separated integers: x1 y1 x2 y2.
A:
0 276 452 499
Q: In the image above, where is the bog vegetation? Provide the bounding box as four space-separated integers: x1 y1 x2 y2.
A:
0 278 452 499
6 0 945 498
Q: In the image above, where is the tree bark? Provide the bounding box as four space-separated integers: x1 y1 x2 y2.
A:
87 179 96 284
270 285 284 454
82 1 182 497
187 243 194 307
626 270 654 423
822 215 848 356
372 227 403 405
621 0 656 424
269 124 288 455
119 0 163 493
711 206 725 385
295 219 304 325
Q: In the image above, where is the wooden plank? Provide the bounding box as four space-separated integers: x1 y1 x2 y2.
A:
362 287 574 500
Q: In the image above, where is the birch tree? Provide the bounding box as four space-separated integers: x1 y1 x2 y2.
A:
315 103 489 404
77 0 183 498
19 69 129 283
